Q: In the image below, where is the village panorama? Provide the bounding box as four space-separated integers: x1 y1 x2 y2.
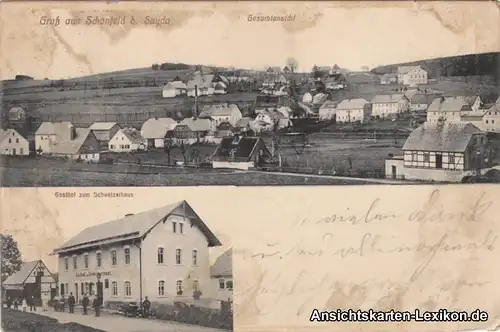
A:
1 52 499 186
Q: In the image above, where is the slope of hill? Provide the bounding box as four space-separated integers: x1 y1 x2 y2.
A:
370 52 500 84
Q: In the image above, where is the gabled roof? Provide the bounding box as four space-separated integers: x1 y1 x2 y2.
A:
427 97 470 113
337 98 369 110
164 81 187 90
8 106 25 113
50 128 97 155
187 74 214 90
397 66 423 74
119 128 145 145
402 122 483 152
199 104 241 118
179 118 212 132
2 261 54 286
213 136 270 162
89 122 119 131
35 122 73 135
319 101 339 109
211 249 232 277
0 129 27 144
410 93 435 105
235 117 251 128
372 94 407 104
496 96 500 105
141 118 178 139
53 201 221 254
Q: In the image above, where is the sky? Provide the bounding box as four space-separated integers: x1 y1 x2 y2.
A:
1 2 499 80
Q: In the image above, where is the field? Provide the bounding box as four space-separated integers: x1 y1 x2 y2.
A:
0 136 403 186
1 309 104 332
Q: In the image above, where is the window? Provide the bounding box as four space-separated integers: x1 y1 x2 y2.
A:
96 253 102 267
176 249 182 265
172 222 177 233
124 281 131 296
423 153 430 163
84 254 89 268
226 280 233 290
486 120 489 124
8 138 11 143
179 223 184 234
124 248 131 264
104 279 109 289
192 250 198 266
176 280 183 295
110 145 115 149
64 257 69 270
111 250 117 265
219 279 225 290
60 283 65 296
411 152 418 162
112 282 118 296
449 154 455 165
193 280 200 292
15 138 19 143
158 247 164 264
158 281 165 296
73 256 77 269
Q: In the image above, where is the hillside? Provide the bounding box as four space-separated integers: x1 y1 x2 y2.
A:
371 52 500 84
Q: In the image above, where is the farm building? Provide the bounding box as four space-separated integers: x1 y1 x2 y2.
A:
109 128 147 153
211 249 233 304
35 121 75 154
380 73 397 84
198 104 242 127
481 104 500 133
8 106 26 121
335 98 371 123
53 200 223 308
385 122 491 182
170 118 213 145
318 101 338 121
255 95 283 114
409 94 436 112
88 122 121 148
253 109 287 132
2 260 57 306
397 66 428 85
212 136 273 170
302 92 313 103
187 74 215 97
162 81 187 98
48 128 101 162
234 117 252 134
426 97 470 123
213 82 227 95
0 128 29 155
371 94 409 118
141 117 178 148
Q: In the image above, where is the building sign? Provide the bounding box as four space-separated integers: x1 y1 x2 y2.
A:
76 271 111 278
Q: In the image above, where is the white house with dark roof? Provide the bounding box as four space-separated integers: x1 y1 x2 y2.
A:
371 94 409 118
335 98 371 123
52 200 222 308
0 128 29 155
108 128 147 153
385 122 491 182
212 136 273 170
397 66 428 85
481 103 500 133
35 121 74 154
211 249 233 303
49 128 101 162
2 260 57 305
140 117 178 148
318 101 338 121
198 104 242 127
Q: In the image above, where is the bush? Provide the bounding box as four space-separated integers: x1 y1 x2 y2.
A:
153 302 233 330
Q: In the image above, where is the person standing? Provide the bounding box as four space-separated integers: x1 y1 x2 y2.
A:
29 295 36 312
21 298 27 312
68 293 75 313
93 295 100 317
59 295 66 312
142 297 151 318
82 294 89 315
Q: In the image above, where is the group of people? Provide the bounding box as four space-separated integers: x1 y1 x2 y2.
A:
5 295 37 312
55 292 102 317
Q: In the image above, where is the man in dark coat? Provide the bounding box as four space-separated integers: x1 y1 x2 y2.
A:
93 295 101 317
68 293 75 313
142 297 151 318
29 295 36 312
82 294 89 315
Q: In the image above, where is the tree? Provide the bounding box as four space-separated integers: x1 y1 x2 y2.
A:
163 139 172 165
1 234 22 282
286 57 299 74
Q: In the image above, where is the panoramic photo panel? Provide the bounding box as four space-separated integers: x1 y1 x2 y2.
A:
1 1 499 186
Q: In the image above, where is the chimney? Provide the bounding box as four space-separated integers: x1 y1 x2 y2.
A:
125 213 134 217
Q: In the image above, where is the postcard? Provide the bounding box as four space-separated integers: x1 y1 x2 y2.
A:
1 185 500 332
1 1 499 187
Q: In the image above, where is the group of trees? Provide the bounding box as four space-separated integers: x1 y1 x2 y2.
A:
1 234 22 283
151 62 191 71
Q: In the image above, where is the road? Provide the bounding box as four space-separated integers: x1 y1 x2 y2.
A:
36 308 228 332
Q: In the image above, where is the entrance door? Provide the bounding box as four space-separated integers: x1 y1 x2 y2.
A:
74 283 79 302
435 154 443 169
12 148 16 155
391 165 397 179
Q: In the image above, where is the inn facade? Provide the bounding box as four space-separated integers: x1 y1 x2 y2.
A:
53 201 221 308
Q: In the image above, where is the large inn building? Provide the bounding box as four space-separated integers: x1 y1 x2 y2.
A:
52 201 222 307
